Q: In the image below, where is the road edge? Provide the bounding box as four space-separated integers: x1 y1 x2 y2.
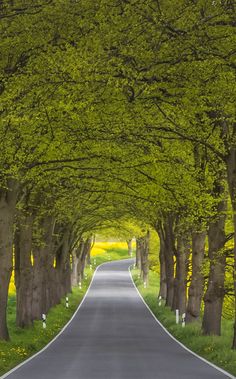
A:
0 263 105 379
129 266 235 379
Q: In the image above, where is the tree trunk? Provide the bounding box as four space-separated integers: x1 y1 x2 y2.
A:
140 231 150 285
232 213 236 348
15 213 33 328
127 239 132 256
31 245 44 320
86 234 95 265
75 237 92 284
225 149 236 347
172 233 190 315
80 237 92 280
71 248 79 286
0 179 18 340
163 215 176 308
202 196 227 336
156 227 167 300
31 216 54 319
56 228 72 299
76 239 85 283
135 238 141 269
186 231 206 323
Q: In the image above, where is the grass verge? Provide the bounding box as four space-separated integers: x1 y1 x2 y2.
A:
132 268 236 377
0 243 129 376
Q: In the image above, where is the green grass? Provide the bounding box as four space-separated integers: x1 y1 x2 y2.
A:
0 246 129 376
91 246 130 266
132 268 236 377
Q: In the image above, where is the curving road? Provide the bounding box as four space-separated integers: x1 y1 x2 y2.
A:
2 259 234 379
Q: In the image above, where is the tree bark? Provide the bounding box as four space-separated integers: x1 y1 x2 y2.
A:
76 237 92 283
186 231 206 323
156 227 167 300
71 248 79 286
127 239 132 256
232 213 236 348
162 215 176 308
31 216 54 319
202 196 227 336
0 179 18 340
81 237 92 278
140 231 150 285
225 148 236 347
56 228 72 300
86 235 95 265
15 212 33 328
135 238 141 269
172 233 190 315
76 239 85 283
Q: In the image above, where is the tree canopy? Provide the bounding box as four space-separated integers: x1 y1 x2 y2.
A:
0 0 235 350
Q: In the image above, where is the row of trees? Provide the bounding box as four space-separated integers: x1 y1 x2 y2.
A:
0 0 235 351
97 0 236 346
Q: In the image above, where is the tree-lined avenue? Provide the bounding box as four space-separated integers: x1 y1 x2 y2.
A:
2 259 233 379
0 1 236 375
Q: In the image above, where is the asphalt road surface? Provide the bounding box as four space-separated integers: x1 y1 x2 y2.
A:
2 259 234 379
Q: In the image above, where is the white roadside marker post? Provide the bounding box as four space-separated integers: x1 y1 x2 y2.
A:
94 258 96 266
79 281 82 289
66 297 69 308
90 264 92 270
176 309 179 324
144 281 147 289
158 295 162 306
42 314 46 329
182 313 186 327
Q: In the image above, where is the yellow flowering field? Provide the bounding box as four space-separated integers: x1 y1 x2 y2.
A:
8 241 130 296
9 273 15 295
91 241 128 256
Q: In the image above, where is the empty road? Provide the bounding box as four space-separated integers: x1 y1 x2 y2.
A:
2 259 234 379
